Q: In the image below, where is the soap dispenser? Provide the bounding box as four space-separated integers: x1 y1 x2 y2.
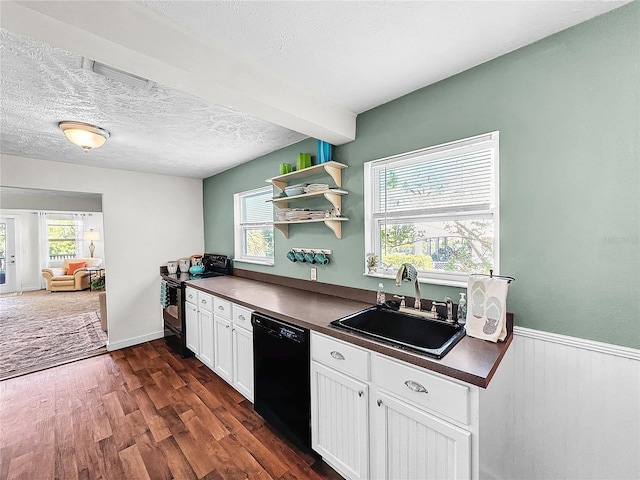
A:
376 283 386 305
457 292 467 325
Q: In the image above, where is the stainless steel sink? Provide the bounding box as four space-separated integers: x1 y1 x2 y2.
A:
330 306 465 359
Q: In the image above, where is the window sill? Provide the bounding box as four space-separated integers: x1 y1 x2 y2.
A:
363 271 468 288
234 258 274 267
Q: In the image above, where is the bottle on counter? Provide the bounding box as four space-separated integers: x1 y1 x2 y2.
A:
376 283 386 305
457 292 467 325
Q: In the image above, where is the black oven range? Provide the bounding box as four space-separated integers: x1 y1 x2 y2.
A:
160 254 232 357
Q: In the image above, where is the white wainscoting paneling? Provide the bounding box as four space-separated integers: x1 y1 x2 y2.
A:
487 328 640 480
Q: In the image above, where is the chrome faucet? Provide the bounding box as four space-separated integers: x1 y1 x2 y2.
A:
395 263 421 310
445 296 454 323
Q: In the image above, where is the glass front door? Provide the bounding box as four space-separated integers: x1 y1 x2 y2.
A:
0 218 17 293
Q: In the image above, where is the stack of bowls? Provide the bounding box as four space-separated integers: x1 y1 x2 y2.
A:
284 184 306 197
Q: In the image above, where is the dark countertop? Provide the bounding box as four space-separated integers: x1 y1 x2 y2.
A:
186 275 513 389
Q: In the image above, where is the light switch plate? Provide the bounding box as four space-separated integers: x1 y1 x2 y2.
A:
310 267 317 281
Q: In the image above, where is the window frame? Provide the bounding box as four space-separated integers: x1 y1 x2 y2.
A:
233 185 275 266
364 132 500 287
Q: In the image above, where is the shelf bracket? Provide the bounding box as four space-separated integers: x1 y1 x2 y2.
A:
324 220 343 239
323 164 342 187
274 223 289 238
323 192 342 211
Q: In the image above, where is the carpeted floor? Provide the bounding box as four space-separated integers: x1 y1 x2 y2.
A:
0 289 108 380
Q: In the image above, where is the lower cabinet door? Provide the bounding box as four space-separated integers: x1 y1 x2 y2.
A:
199 309 214 369
185 301 199 355
232 325 253 402
374 390 471 480
311 361 369 480
213 315 233 382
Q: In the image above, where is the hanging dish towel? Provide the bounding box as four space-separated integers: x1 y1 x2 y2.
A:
160 279 170 308
465 275 510 342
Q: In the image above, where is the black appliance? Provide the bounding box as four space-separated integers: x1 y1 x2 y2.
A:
160 253 232 357
252 312 313 453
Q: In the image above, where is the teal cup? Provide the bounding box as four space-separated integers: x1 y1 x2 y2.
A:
315 252 329 265
294 251 306 262
287 250 297 262
305 252 316 264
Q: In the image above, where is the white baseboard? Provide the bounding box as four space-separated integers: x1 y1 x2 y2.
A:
106 331 164 351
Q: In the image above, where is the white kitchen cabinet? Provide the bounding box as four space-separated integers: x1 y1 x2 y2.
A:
189 291 254 402
374 390 471 480
184 287 214 368
311 333 370 480
232 324 253 401
310 331 512 480
213 315 233 382
184 297 199 355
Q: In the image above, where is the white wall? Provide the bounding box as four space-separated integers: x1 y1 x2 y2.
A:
1 154 204 349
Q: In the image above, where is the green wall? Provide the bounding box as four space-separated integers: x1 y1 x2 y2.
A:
204 3 640 349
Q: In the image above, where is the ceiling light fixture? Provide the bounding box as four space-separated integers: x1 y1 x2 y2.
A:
58 121 110 152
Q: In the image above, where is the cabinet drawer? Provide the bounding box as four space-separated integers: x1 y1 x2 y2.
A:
184 286 198 304
373 354 469 425
232 304 253 331
312 332 369 381
213 296 232 319
197 291 213 311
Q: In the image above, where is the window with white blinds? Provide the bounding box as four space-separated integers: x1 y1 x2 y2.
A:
234 186 274 265
364 132 499 286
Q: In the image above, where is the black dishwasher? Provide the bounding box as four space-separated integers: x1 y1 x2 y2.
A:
252 312 312 452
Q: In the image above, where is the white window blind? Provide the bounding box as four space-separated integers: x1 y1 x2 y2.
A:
241 189 273 225
374 149 494 215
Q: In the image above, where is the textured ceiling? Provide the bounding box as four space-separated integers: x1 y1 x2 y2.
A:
0 1 630 179
0 28 305 178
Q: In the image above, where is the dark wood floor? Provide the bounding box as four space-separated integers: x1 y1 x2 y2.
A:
0 339 343 480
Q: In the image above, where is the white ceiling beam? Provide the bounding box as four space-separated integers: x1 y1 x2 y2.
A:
1 0 356 145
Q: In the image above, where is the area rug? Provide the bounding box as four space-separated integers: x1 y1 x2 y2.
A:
0 291 107 380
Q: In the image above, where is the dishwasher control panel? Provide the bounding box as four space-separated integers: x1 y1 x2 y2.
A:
252 313 307 344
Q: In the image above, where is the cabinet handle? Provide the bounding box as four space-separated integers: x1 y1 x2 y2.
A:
188 294 193 300
330 351 345 360
218 305 224 311
238 315 245 321
226 324 230 329
201 299 206 304
358 390 364 397
404 380 428 394
377 399 382 407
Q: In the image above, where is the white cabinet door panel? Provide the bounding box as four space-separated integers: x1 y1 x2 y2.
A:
214 316 233 382
375 390 471 480
185 301 199 355
199 309 214 369
311 361 369 480
232 325 254 402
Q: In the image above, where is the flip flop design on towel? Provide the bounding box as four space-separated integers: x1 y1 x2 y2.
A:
471 281 485 318
482 296 503 334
